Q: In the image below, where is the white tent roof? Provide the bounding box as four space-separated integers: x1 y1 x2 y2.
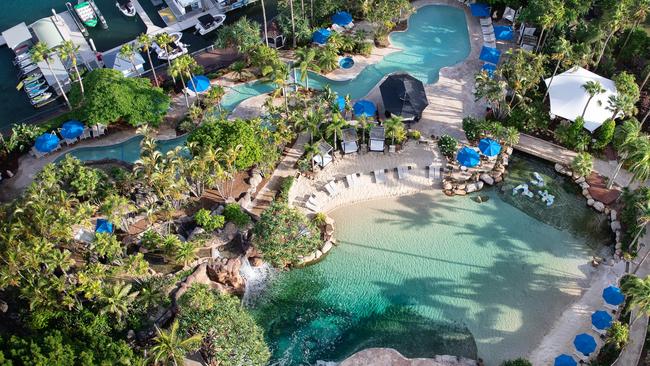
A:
544 67 619 133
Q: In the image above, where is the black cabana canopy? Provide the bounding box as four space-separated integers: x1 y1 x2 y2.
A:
379 73 428 120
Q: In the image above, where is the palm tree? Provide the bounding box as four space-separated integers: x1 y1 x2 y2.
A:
137 33 159 87
571 152 593 177
170 57 190 108
261 0 269 46
543 37 572 102
595 3 626 69
630 201 650 255
31 42 71 109
622 275 650 317
326 113 347 151
205 85 225 113
288 0 297 48
384 116 404 145
119 43 140 76
621 1 650 50
295 47 320 90
149 320 202 366
581 81 606 118
303 141 319 171
100 193 135 232
100 282 139 322
177 54 201 104
608 94 637 120
627 136 650 185
608 119 642 188
174 240 197 267
606 321 629 350
58 40 84 97
155 33 175 83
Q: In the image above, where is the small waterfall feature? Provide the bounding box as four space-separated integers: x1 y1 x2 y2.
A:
239 257 274 306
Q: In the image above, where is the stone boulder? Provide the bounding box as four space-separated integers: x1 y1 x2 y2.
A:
249 173 263 190
322 241 333 254
611 221 621 232
575 176 586 184
453 189 467 196
187 226 205 242
480 173 494 185
593 201 605 212
206 257 245 294
250 257 264 267
610 210 618 222
238 192 252 209
587 198 595 206
223 222 238 241
466 183 478 193
555 163 564 172
443 182 453 190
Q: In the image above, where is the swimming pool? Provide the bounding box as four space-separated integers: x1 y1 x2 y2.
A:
58 134 189 164
252 155 609 364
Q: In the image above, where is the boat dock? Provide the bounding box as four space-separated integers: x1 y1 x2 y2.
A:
132 0 162 33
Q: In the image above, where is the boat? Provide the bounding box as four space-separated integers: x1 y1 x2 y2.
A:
152 32 188 61
14 57 34 68
116 0 136 17
27 85 50 98
15 53 31 62
74 1 99 27
19 64 39 76
22 72 43 83
195 13 226 35
31 92 53 105
25 79 46 91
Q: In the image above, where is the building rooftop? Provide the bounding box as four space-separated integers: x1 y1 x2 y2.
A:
1 22 32 50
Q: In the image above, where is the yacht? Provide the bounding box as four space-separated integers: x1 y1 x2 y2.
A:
31 92 53 106
152 32 188 61
73 1 99 27
116 0 136 17
195 14 226 36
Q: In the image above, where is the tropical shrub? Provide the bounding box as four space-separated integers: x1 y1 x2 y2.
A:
505 101 550 133
409 130 421 140
277 176 294 202
554 117 590 152
355 41 373 56
177 284 270 366
501 359 532 366
606 321 629 350
141 229 164 250
438 134 458 159
571 152 594 177
620 187 650 252
223 203 251 228
0 123 43 155
214 17 262 55
252 202 322 267
462 116 483 141
69 69 169 127
56 155 110 200
187 117 264 170
594 119 616 150
313 212 327 226
194 208 225 231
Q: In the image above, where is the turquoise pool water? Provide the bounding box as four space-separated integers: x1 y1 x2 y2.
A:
58 135 188 164
252 157 607 365
301 5 471 99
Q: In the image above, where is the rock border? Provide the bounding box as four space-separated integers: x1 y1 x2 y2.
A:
442 146 513 196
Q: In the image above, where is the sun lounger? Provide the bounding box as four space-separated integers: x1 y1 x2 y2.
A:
305 195 320 212
374 169 386 184
346 174 357 188
30 146 45 158
64 137 78 146
503 7 517 22
482 26 494 35
324 180 338 196
80 128 91 140
480 18 492 26
96 124 107 136
427 164 440 180
484 33 496 43
397 166 409 180
305 201 320 212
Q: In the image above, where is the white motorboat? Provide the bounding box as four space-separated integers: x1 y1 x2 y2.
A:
195 13 226 35
19 64 39 76
31 92 53 105
15 57 34 67
27 85 50 98
22 72 43 83
25 79 46 91
152 32 188 61
116 0 136 17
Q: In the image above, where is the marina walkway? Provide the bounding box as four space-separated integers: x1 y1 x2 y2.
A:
132 0 162 34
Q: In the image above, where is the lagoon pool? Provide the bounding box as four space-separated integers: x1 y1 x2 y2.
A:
58 135 188 164
252 156 609 365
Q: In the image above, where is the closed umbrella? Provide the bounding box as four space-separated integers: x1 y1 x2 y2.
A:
312 29 331 45
479 46 501 65
457 147 480 167
478 138 501 157
188 75 211 93
332 11 353 26
379 72 428 119
602 285 625 306
95 219 114 234
554 354 577 366
60 120 85 139
353 99 376 118
591 310 613 330
336 95 346 112
470 3 491 17
34 133 60 153
573 333 597 356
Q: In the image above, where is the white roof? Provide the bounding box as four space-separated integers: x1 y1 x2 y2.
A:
544 67 619 133
2 22 32 50
39 54 71 93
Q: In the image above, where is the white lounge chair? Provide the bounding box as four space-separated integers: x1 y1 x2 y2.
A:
305 195 320 212
374 169 386 184
324 180 338 196
482 26 495 35
96 124 107 136
305 201 320 212
30 146 45 158
91 125 99 137
80 127 91 140
428 164 441 180
480 18 492 26
484 33 496 43
397 166 409 180
64 137 78 146
346 174 357 188
503 7 517 22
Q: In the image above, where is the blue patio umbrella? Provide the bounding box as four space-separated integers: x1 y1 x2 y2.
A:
60 120 85 139
95 219 113 234
332 11 353 26
603 285 625 306
312 28 332 45
188 75 210 93
478 138 501 157
554 354 577 366
481 63 497 77
479 46 502 64
573 333 597 356
457 146 480 167
494 25 514 41
353 99 376 117
470 3 491 17
34 132 60 153
336 95 346 112
591 310 613 330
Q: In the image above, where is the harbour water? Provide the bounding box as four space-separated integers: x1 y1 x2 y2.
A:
251 155 610 365
0 0 277 131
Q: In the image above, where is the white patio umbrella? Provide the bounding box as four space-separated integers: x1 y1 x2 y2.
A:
544 67 620 133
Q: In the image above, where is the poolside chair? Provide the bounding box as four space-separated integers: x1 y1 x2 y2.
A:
80 127 91 140
481 26 494 35
30 146 45 159
502 7 517 23
397 166 409 180
96 124 107 136
345 174 357 188
306 195 321 212
63 137 78 146
479 17 492 26
91 125 99 138
324 180 338 196
374 169 386 184
427 164 441 180
483 33 496 43
591 325 607 337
